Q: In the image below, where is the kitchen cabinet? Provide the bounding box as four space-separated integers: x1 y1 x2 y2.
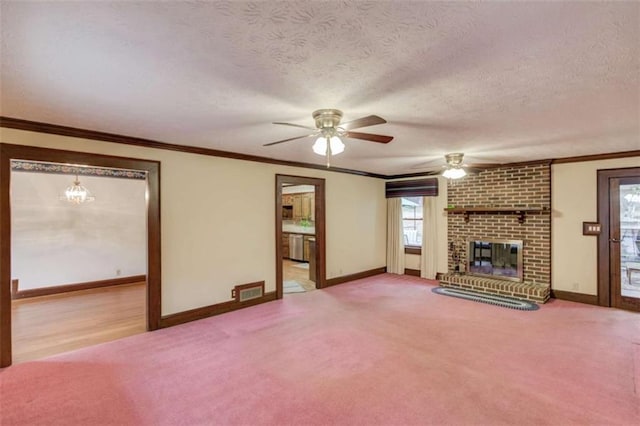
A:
292 195 303 220
282 233 290 259
302 235 316 261
286 192 314 221
301 193 312 220
294 193 313 220
283 194 294 206
309 238 316 282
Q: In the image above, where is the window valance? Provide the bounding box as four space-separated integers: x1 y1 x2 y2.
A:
385 178 438 198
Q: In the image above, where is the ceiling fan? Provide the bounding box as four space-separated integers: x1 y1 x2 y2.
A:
264 109 393 167
414 153 499 179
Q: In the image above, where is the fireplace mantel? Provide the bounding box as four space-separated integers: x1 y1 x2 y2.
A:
444 207 550 224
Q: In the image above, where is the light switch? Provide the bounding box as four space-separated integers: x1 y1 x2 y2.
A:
583 222 601 236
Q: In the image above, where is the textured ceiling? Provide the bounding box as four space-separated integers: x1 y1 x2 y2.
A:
1 1 638 175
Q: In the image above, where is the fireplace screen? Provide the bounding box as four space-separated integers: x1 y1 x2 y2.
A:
467 239 523 282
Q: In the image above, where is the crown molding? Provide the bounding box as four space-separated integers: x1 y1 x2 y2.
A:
2 116 638 179
550 150 640 164
0 117 386 179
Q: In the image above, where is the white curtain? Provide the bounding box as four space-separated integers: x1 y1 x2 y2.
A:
386 198 405 274
420 196 439 279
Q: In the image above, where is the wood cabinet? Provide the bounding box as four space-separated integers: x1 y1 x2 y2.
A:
282 233 290 259
303 235 311 261
292 195 303 220
309 238 316 282
282 192 316 222
283 194 294 206
284 192 315 221
289 192 312 220
301 193 312 220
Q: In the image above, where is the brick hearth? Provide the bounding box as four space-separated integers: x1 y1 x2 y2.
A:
445 163 551 303
439 274 550 303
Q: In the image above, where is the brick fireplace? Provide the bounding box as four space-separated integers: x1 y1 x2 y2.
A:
440 163 551 303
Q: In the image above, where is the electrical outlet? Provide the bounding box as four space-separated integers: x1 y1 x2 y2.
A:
571 282 579 291
116 269 121 276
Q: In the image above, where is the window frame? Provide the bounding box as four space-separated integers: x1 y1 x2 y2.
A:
401 196 423 254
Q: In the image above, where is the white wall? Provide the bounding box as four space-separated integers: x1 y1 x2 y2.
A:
11 172 146 289
1 128 387 315
552 156 640 294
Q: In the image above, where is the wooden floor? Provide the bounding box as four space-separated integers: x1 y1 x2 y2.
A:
11 265 315 364
283 259 316 291
11 282 146 364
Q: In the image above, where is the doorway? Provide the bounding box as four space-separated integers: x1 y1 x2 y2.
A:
282 183 315 293
275 175 325 298
597 167 640 311
0 143 161 367
10 163 147 363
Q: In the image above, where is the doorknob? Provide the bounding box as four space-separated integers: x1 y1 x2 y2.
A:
609 238 621 243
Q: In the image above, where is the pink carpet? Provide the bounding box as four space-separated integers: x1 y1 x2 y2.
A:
1 273 639 425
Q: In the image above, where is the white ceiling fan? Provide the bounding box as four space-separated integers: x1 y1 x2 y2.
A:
264 109 393 167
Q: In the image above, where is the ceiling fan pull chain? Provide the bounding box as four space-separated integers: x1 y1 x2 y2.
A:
326 136 332 168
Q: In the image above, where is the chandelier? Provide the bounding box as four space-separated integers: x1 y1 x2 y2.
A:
61 174 95 204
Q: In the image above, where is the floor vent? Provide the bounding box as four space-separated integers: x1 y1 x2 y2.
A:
432 287 539 311
232 281 265 302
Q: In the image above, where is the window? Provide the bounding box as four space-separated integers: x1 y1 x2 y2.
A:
402 197 423 247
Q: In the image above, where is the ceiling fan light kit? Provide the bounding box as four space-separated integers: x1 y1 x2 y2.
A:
312 135 344 156
441 153 468 179
442 167 467 179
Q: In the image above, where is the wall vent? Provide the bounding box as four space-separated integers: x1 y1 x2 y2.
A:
232 281 265 302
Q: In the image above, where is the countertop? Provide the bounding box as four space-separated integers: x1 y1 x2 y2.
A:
283 223 315 235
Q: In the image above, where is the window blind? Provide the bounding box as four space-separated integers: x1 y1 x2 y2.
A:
385 178 438 198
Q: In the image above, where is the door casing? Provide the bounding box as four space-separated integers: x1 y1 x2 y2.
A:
0 143 161 367
597 167 640 310
275 174 326 298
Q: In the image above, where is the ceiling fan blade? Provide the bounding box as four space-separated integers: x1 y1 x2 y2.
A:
410 163 445 171
406 168 443 175
345 131 393 144
423 170 443 176
273 122 317 131
340 115 387 130
263 134 314 146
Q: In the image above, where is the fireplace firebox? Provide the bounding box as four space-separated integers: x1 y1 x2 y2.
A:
467 239 523 282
